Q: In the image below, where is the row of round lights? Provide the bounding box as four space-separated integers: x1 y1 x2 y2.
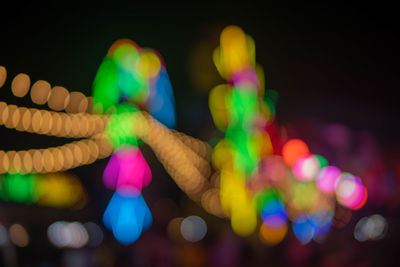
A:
0 101 108 138
0 66 93 114
0 223 30 247
0 133 113 174
0 221 104 249
141 114 216 203
47 221 104 248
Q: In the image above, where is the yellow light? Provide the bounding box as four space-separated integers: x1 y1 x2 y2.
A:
209 84 230 130
220 25 249 77
0 66 6 88
66 92 87 113
30 80 51 105
48 86 70 111
11 73 31 98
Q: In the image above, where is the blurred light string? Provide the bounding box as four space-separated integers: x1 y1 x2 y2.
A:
0 63 221 226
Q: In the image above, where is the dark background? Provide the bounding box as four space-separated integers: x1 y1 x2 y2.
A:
0 2 399 266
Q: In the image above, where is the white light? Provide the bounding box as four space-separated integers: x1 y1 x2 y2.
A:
180 216 207 242
354 214 388 242
47 221 89 248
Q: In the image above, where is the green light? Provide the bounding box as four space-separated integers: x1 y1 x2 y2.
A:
315 155 328 168
93 57 120 113
104 104 139 148
0 173 38 204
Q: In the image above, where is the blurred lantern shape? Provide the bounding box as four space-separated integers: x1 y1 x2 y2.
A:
102 191 152 244
292 155 320 181
180 216 207 242
335 173 368 210
103 147 151 194
259 222 288 246
316 166 341 194
282 139 310 167
292 215 315 244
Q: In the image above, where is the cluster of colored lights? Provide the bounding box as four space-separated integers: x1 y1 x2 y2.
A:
92 39 177 244
0 172 86 208
209 25 368 245
0 25 372 247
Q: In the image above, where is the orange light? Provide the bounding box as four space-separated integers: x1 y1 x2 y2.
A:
282 139 310 166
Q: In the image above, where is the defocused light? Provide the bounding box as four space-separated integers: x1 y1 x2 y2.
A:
292 215 314 244
259 222 287 246
9 223 29 247
0 224 9 246
103 147 151 193
11 73 30 98
48 86 69 111
256 190 287 228
335 173 367 210
167 217 184 242
354 214 387 242
30 80 51 105
103 191 152 244
292 155 320 181
83 222 104 247
66 92 87 113
0 66 6 88
282 139 310 167
47 221 89 248
316 166 341 194
180 216 207 242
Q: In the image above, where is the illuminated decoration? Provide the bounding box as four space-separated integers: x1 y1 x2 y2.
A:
103 191 152 244
209 25 368 244
0 24 369 246
92 39 179 244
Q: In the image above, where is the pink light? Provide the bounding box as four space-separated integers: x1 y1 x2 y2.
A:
292 155 320 181
103 153 120 190
316 166 341 194
335 175 367 210
116 148 152 193
102 147 151 194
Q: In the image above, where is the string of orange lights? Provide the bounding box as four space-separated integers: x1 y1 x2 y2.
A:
1 65 224 217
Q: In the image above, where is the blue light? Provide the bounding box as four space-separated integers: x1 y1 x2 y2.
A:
292 215 314 244
103 191 152 244
147 67 176 129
